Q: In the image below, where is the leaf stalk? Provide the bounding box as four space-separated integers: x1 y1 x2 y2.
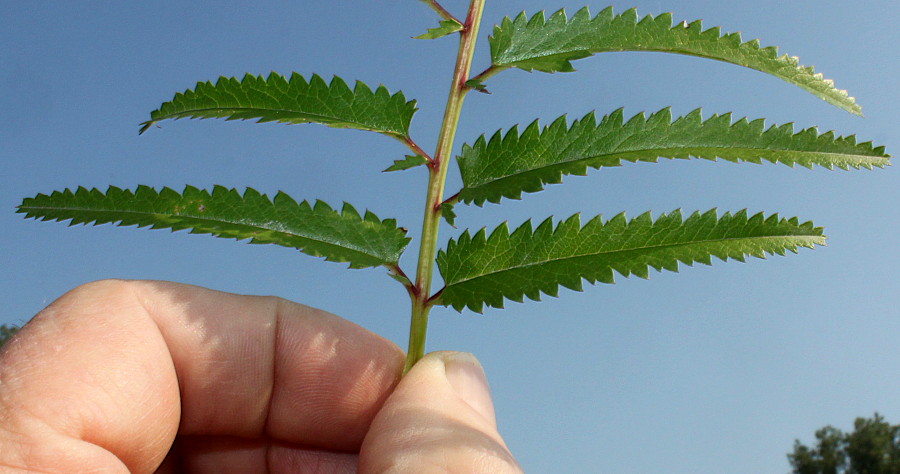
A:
418 0 461 25
401 137 434 166
440 191 460 208
468 64 504 87
403 0 485 374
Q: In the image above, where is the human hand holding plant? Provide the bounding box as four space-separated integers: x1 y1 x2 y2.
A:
0 280 520 472
16 1 889 389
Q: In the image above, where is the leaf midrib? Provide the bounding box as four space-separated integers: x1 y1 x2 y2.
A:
19 203 390 261
500 46 760 69
444 232 821 288
464 146 882 189
154 106 406 137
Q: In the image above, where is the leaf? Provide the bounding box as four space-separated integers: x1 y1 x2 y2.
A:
456 108 890 205
436 209 825 312
139 73 418 140
415 19 463 39
18 186 410 269
464 79 490 94
489 7 861 115
383 154 428 172
440 202 458 227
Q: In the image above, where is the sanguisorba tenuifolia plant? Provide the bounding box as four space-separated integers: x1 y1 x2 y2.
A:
18 2 890 372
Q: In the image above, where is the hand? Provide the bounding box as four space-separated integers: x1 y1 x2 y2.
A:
0 280 521 473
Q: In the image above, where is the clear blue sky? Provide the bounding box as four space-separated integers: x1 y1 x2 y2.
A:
2 1 897 471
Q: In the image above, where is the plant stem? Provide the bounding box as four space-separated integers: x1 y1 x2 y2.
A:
403 0 485 374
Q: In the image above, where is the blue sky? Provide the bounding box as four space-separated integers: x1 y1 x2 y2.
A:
2 1 897 471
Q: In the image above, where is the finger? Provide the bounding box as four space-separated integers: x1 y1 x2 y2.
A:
0 279 403 473
154 436 359 473
359 351 522 473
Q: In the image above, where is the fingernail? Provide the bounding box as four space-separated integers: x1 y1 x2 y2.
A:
442 352 496 424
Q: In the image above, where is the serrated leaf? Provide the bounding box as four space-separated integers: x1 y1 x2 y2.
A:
415 19 463 39
465 79 490 94
139 73 418 140
489 7 861 115
440 202 457 227
18 186 410 269
383 154 428 172
437 210 825 312
457 108 890 205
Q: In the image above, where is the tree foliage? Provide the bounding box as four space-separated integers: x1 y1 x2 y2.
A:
789 414 900 474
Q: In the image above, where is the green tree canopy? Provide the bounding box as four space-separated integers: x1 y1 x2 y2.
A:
789 413 900 474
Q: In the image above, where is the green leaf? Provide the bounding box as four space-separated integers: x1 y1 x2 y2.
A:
415 19 463 39
139 73 418 140
383 154 428 172
464 79 490 94
457 108 890 205
18 186 410 269
440 202 458 227
489 7 861 115
437 209 825 312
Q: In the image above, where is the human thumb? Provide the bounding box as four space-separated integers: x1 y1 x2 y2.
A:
359 351 522 473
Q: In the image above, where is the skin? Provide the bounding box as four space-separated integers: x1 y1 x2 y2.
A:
0 280 521 473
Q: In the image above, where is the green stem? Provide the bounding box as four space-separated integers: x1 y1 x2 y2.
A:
403 0 485 374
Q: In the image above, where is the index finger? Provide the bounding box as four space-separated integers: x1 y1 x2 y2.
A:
0 279 404 473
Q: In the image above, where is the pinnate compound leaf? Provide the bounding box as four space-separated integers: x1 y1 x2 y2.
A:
489 7 861 115
18 186 410 269
457 108 890 205
383 154 428 172
140 73 417 140
437 210 824 312
415 19 464 39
